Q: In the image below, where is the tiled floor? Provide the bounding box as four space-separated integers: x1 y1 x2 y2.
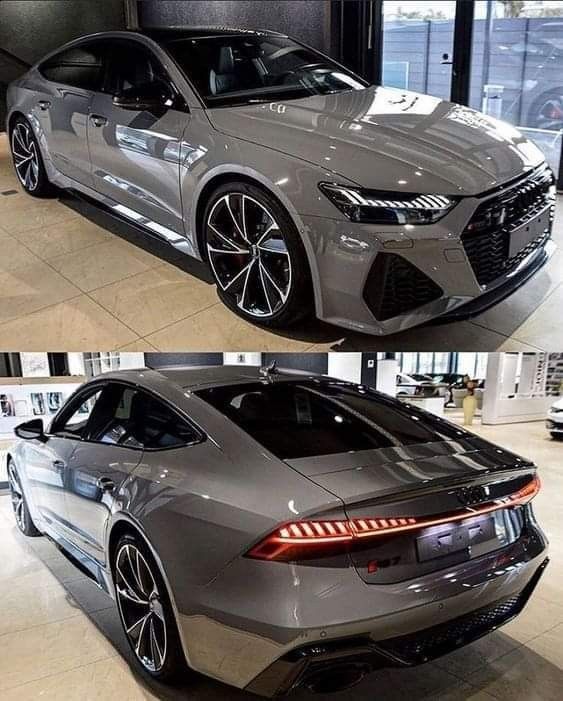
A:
0 419 561 700
1 133 562 351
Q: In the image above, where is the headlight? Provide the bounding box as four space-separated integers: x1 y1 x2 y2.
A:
319 183 459 225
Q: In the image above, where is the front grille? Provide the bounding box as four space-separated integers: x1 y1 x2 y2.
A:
363 253 443 321
462 165 555 286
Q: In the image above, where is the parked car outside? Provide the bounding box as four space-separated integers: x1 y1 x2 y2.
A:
546 397 563 438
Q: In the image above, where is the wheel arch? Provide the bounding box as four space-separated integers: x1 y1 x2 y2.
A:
7 110 25 135
191 168 321 311
106 513 194 667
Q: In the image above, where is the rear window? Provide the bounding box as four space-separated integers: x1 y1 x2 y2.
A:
197 380 462 459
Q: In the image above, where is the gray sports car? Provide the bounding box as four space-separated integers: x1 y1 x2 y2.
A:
6 27 557 335
7 365 548 696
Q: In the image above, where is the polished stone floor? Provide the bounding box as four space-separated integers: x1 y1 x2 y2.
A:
0 419 561 700
1 134 563 351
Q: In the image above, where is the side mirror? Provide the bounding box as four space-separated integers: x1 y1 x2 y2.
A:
112 81 174 112
15 418 45 441
112 93 165 112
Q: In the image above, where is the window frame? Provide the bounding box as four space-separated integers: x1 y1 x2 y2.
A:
37 39 108 93
49 380 205 452
159 32 369 109
101 38 186 110
49 383 107 440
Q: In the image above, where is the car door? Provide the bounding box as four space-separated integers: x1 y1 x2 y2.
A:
34 41 106 187
64 382 144 563
21 385 103 538
64 382 202 565
87 39 188 236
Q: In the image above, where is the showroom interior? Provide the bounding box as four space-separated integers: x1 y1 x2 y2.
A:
0 0 562 350
0 349 562 699
1 0 563 699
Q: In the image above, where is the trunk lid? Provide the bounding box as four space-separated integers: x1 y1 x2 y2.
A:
285 437 536 583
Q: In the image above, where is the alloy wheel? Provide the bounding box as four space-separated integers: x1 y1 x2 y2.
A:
206 193 292 317
115 543 167 673
535 95 563 132
8 463 26 532
11 122 39 191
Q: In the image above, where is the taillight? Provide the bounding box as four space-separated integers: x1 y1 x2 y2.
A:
247 475 540 562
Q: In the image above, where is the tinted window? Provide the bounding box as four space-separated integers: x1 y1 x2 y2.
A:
40 45 105 90
87 385 198 449
105 41 172 99
163 35 366 107
52 388 103 438
197 380 463 459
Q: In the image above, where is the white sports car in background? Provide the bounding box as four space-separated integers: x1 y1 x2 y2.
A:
546 398 563 438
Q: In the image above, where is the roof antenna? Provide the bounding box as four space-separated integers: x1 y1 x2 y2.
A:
259 360 277 379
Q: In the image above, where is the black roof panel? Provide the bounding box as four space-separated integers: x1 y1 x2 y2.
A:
140 26 285 43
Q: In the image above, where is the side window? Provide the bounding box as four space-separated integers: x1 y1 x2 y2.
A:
105 42 172 98
51 388 103 439
87 385 199 450
131 390 200 449
40 44 105 91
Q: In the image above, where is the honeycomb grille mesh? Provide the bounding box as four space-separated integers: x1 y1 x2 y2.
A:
378 594 521 664
363 253 443 321
462 167 555 286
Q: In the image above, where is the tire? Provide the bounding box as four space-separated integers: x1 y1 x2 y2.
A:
10 116 54 197
203 181 313 328
528 89 563 132
7 459 41 537
113 533 188 683
551 432 563 440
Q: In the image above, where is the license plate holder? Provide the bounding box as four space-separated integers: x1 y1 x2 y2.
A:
508 207 549 259
416 517 496 562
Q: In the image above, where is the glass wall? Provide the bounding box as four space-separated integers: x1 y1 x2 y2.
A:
470 1 563 177
397 352 489 379
381 1 456 100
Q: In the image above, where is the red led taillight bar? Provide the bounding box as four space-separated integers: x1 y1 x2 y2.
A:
247 475 540 562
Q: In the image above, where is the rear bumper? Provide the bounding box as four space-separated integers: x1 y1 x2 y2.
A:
177 520 548 692
247 556 549 697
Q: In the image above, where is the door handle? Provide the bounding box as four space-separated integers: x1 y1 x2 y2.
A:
52 460 65 471
97 477 115 493
38 100 51 111
89 114 108 127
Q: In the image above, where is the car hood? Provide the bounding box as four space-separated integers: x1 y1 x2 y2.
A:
285 436 532 504
207 86 545 196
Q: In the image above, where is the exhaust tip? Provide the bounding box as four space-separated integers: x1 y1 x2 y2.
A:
305 663 370 694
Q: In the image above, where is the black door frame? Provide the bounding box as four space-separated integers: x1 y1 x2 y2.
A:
343 0 475 105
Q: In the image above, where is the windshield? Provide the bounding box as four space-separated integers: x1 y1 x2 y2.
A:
197 379 463 459
162 34 367 107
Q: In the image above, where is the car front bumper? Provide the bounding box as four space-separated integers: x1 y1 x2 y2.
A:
546 416 563 433
301 167 556 336
176 522 548 694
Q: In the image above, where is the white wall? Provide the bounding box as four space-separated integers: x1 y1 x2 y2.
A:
327 353 362 384
0 379 84 440
483 353 553 424
223 352 262 366
375 359 398 396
